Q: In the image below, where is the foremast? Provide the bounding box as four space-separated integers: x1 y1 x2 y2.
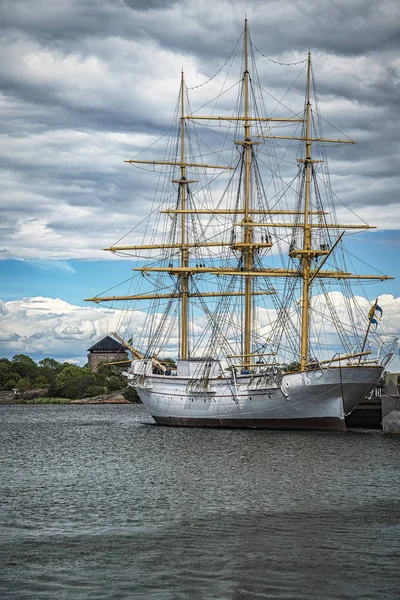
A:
179 71 189 359
97 73 235 361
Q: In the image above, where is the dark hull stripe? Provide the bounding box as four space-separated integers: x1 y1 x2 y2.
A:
153 415 346 431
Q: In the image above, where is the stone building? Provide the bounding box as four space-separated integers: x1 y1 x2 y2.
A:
87 336 129 372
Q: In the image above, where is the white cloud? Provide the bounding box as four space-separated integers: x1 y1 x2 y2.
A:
0 296 121 362
0 0 399 262
0 293 399 371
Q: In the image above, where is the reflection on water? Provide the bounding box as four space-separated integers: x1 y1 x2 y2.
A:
0 404 399 599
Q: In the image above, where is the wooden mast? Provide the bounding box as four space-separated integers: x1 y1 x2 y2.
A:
180 71 189 359
300 52 313 370
243 18 253 365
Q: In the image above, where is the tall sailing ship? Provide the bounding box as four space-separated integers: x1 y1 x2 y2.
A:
87 21 395 430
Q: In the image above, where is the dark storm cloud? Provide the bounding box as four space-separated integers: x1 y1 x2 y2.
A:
2 0 399 57
123 0 177 9
117 0 400 62
133 0 400 58
0 0 399 261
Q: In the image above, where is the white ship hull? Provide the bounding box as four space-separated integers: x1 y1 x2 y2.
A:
131 365 382 431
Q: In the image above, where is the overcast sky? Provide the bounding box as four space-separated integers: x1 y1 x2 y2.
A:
0 0 399 363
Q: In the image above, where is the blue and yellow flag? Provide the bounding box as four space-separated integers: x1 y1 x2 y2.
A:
368 303 383 326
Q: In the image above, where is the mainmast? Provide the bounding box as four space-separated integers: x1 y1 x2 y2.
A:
300 52 313 370
242 18 254 362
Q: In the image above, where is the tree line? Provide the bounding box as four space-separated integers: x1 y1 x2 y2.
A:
0 354 133 400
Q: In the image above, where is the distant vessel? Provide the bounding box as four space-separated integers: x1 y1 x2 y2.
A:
87 20 395 430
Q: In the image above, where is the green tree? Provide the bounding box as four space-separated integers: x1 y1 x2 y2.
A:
84 385 105 398
106 375 124 392
15 377 31 392
37 357 63 384
12 355 39 380
4 379 18 390
0 359 15 389
38 358 61 370
96 361 125 392
50 365 101 399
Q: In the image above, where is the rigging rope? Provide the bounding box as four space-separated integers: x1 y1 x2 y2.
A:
253 45 307 66
187 34 243 90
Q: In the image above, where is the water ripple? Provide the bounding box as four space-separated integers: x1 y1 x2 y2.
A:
0 404 399 599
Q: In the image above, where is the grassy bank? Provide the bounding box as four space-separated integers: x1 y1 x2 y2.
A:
16 397 73 404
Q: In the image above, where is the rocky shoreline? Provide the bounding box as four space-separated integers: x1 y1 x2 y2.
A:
69 392 131 404
0 390 138 405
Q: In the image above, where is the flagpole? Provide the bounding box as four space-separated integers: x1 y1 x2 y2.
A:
359 298 378 361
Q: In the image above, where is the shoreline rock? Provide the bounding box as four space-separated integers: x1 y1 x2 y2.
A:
69 392 131 404
0 390 136 405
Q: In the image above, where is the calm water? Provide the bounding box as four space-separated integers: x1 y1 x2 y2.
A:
0 405 399 600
